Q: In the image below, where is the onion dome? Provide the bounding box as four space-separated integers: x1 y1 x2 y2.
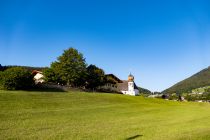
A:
128 73 134 82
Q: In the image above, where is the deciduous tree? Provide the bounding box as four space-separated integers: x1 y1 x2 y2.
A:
49 48 87 86
86 64 105 89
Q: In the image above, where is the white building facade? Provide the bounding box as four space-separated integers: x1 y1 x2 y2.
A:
121 74 139 96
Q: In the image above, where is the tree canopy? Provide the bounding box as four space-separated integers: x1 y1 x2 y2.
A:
85 64 105 89
0 67 34 90
45 48 87 87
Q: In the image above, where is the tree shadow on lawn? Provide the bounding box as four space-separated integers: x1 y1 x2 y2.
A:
26 88 66 92
25 85 86 93
126 134 143 140
25 85 66 92
24 84 69 92
27 84 88 93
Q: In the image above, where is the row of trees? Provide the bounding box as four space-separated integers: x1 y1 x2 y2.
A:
0 48 106 90
0 48 153 94
43 48 106 89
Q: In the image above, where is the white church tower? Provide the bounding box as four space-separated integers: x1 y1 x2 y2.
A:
126 74 139 96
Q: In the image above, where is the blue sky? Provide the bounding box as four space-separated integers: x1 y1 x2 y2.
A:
0 0 210 91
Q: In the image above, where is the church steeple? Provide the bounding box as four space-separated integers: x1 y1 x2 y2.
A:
119 73 139 96
128 73 134 82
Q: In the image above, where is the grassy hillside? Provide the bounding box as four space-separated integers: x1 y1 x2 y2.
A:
1 91 210 139
163 66 210 94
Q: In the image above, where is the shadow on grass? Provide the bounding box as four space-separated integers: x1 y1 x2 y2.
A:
24 84 67 92
25 84 85 92
26 88 66 92
126 134 143 140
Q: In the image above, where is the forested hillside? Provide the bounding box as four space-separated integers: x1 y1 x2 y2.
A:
0 65 46 72
163 66 210 94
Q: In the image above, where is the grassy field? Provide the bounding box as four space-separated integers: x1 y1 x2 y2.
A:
1 91 210 140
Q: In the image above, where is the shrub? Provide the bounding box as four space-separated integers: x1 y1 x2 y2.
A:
0 67 34 90
168 93 178 100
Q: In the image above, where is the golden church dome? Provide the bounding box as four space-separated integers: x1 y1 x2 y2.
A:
128 73 134 82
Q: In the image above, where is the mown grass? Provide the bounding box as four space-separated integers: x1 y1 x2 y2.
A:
1 90 210 140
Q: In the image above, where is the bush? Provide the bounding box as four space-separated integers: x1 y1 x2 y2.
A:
168 93 178 100
0 67 34 90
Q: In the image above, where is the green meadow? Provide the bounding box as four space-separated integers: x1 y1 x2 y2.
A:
1 91 210 140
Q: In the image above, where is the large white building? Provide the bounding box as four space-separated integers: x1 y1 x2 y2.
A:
99 73 139 96
119 74 139 96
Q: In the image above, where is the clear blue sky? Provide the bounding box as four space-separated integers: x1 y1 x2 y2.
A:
0 0 210 91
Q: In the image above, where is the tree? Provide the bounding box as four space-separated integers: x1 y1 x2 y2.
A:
86 64 105 89
0 67 34 90
49 48 87 86
43 68 63 84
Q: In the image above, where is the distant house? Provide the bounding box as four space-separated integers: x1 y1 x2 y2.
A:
100 73 139 96
32 70 45 84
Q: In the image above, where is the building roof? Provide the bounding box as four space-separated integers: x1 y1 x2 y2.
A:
105 73 139 92
128 73 134 77
32 70 43 75
117 80 128 91
106 74 123 83
134 82 139 89
117 80 139 91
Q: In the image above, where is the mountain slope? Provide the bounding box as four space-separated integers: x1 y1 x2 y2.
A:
162 66 210 94
138 87 152 94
